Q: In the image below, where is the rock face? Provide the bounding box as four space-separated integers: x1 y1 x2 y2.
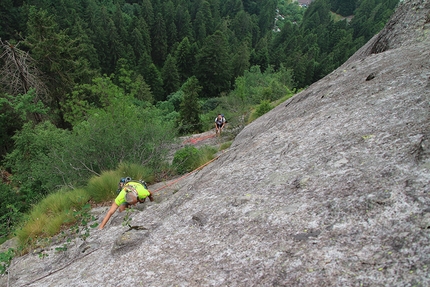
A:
2 0 430 286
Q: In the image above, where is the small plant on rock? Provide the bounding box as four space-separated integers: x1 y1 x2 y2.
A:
69 203 98 242
122 208 136 228
0 248 14 275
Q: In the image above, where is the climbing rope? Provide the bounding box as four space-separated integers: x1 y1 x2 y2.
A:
182 133 216 145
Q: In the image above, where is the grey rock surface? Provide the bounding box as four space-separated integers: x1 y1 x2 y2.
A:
2 0 430 286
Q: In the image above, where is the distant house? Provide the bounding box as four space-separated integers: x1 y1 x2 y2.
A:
296 0 313 7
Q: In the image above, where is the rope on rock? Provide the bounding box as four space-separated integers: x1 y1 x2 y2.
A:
152 151 225 194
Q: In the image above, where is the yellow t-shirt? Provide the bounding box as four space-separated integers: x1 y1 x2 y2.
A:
114 181 150 206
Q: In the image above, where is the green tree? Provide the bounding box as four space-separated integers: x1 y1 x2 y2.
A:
0 94 24 160
301 0 332 32
113 58 153 103
231 10 254 43
331 0 357 16
258 0 277 33
221 0 243 18
137 51 153 80
24 6 92 128
151 13 168 66
4 103 176 195
89 5 113 74
146 63 165 102
106 18 126 72
68 14 99 70
175 37 195 83
250 36 269 71
175 5 193 41
129 17 151 65
232 41 251 79
141 0 154 27
131 74 153 104
66 104 176 177
178 76 202 134
196 30 232 97
0 0 15 40
4 121 71 198
162 54 180 96
194 0 214 44
62 75 125 126
163 0 178 51
194 10 207 45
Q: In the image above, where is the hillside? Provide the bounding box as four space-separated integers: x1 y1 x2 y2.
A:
1 0 429 286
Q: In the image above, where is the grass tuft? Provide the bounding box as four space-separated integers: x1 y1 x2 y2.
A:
219 141 232 151
116 162 155 184
15 188 90 249
86 171 119 203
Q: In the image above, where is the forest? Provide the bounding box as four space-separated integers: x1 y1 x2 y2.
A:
0 0 398 241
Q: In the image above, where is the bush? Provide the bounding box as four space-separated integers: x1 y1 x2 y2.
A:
173 145 201 174
248 100 274 123
0 248 14 275
4 103 176 199
255 100 273 117
219 141 232 151
3 121 71 197
0 182 22 239
172 145 217 175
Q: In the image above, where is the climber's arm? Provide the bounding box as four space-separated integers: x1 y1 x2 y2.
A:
99 202 119 230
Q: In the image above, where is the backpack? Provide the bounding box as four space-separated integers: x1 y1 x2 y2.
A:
117 178 148 194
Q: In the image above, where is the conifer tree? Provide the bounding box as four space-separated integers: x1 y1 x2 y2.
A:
221 0 243 18
24 6 91 127
232 10 254 43
163 0 178 51
141 0 154 27
232 41 251 79
175 37 195 83
175 5 193 41
146 63 165 102
194 0 214 44
151 12 168 66
250 35 269 71
178 76 202 134
196 30 232 97
194 10 207 45
258 0 277 32
162 53 180 96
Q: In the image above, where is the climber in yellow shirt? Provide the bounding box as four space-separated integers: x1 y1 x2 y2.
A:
99 177 154 229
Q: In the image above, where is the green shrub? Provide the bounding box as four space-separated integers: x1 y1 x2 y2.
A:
173 145 201 174
172 145 217 175
219 141 232 151
0 182 22 238
3 121 71 198
4 103 176 202
198 145 218 162
255 100 273 117
0 248 14 275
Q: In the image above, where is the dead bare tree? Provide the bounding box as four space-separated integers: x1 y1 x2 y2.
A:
0 39 47 122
